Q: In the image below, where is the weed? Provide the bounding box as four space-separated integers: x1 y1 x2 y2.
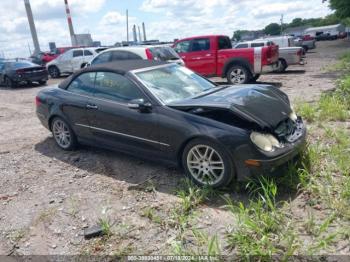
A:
318 95 348 121
141 207 162 224
98 218 113 237
295 102 317 122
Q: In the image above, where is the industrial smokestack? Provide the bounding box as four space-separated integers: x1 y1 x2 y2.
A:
126 9 129 44
64 0 76 46
24 0 41 55
133 25 137 43
142 22 147 41
138 26 142 43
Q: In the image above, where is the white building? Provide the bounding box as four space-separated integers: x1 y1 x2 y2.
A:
304 24 345 37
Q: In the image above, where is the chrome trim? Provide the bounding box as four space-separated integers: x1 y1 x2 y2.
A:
75 123 170 147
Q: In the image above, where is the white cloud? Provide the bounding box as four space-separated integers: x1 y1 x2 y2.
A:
0 0 332 58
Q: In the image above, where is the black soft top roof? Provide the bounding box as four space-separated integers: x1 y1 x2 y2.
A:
58 60 168 89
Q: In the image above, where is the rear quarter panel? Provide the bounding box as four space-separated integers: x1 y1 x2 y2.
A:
217 48 254 76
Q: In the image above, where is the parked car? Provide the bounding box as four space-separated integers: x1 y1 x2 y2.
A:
89 45 184 66
173 35 279 84
293 35 316 52
47 47 108 78
234 40 305 72
36 60 306 188
0 60 48 88
315 33 338 41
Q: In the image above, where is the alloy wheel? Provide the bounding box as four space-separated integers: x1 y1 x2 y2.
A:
52 119 71 149
49 67 59 78
186 145 225 185
230 68 246 84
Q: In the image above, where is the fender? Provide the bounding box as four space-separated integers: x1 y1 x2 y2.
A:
221 57 253 78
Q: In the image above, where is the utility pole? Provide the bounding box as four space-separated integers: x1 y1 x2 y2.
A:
138 26 142 43
280 14 284 35
126 9 129 44
24 0 41 55
133 25 137 43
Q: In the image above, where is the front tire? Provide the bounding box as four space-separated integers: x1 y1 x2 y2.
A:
51 117 77 150
4 76 16 88
182 139 234 188
227 65 251 84
48 66 60 78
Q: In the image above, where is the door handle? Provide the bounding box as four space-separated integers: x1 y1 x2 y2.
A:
86 104 98 109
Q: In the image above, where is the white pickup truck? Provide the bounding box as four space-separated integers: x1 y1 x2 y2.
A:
235 37 305 72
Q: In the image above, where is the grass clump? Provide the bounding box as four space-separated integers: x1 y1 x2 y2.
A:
225 177 298 258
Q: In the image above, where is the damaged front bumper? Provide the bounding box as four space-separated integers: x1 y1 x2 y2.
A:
232 121 307 181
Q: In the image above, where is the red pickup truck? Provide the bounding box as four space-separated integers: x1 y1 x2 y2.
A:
173 35 279 84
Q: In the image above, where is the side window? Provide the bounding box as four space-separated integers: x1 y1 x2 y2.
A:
67 72 96 96
84 50 93 56
235 44 248 48
94 72 145 103
174 41 190 53
218 37 232 50
191 38 210 52
111 51 142 61
251 43 264 47
91 52 111 65
73 50 83 57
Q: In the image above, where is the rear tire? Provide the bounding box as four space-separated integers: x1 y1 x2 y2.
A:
51 117 77 151
4 76 16 88
48 66 60 78
252 74 260 82
182 138 234 188
227 65 251 84
276 59 287 73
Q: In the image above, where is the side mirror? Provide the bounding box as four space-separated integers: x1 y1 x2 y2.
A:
127 98 152 112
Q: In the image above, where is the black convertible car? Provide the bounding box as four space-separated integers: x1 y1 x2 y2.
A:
36 60 306 187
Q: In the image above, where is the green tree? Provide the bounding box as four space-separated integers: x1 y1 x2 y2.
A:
264 23 281 35
232 30 248 41
329 0 350 19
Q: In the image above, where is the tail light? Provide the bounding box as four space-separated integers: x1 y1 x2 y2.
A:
35 96 41 107
16 69 25 74
145 49 153 60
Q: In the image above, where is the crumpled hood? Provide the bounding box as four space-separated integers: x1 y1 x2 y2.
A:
169 85 292 129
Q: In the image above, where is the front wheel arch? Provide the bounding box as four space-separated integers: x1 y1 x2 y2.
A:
180 137 236 187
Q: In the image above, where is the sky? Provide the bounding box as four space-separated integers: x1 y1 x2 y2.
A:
0 0 333 58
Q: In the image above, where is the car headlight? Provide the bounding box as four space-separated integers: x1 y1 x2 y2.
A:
289 105 298 121
250 132 283 152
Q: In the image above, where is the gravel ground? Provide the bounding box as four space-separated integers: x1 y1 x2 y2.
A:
0 39 349 255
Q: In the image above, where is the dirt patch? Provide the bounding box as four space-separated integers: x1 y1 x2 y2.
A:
0 40 349 255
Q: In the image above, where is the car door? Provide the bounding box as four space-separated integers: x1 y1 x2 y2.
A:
71 49 84 71
87 71 162 155
185 38 215 76
61 72 95 139
59 50 73 73
83 49 94 64
174 40 191 65
0 62 5 83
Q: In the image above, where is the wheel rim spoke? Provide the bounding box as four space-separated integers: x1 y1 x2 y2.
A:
53 120 71 148
187 145 225 185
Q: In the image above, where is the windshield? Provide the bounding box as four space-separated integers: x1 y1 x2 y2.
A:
135 64 216 104
10 61 37 69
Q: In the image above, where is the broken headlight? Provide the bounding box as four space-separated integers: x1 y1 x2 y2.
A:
250 132 283 152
